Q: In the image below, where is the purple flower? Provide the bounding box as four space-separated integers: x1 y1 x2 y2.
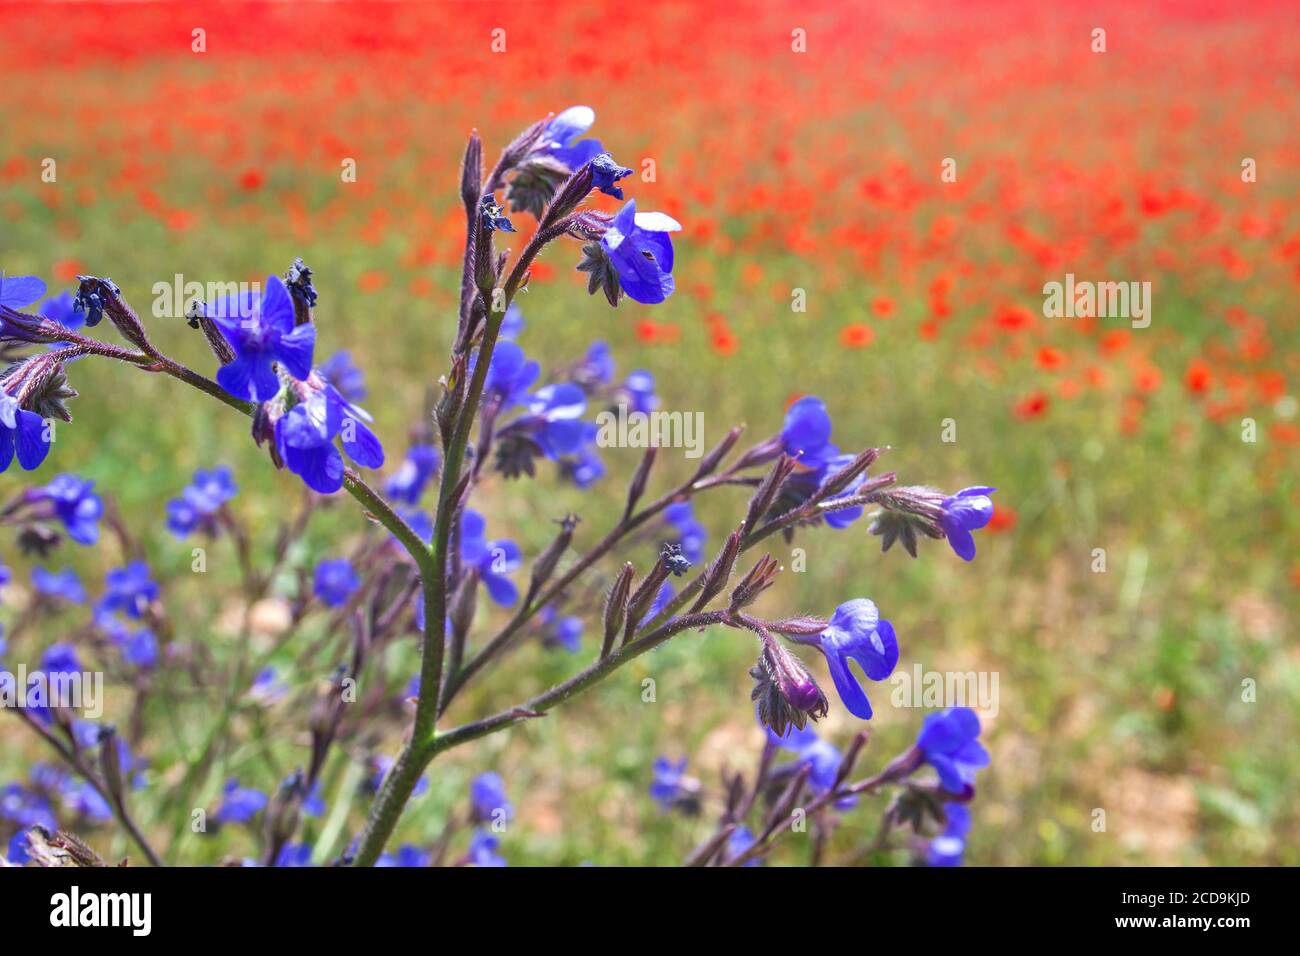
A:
97 562 159 620
318 350 367 403
796 599 898 720
41 643 81 675
767 724 856 809
470 772 513 823
560 441 606 489
541 608 583 653
926 803 971 866
0 389 50 474
601 200 681 305
32 567 86 604
649 756 693 811
623 369 658 414
212 276 315 402
460 510 520 607
725 826 761 866
939 487 996 561
384 445 440 505
576 341 615 387
34 474 103 545
664 502 707 563
274 844 313 867
521 384 587 459
916 707 990 794
40 291 82 333
781 396 838 469
376 845 431 867
214 778 267 824
484 341 540 409
0 274 47 310
274 385 384 494
540 105 605 170
166 466 237 537
313 558 360 608
115 628 158 669
590 152 633 199
465 829 507 867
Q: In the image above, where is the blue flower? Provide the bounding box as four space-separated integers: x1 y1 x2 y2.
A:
302 782 326 817
34 474 103 545
41 642 82 675
214 778 267 824
384 445 440 505
577 341 615 386
376 845 431 867
97 562 159 620
318 350 367 403
916 707 990 794
211 276 315 402
767 724 858 810
250 666 286 704
939 487 996 561
32 567 86 604
798 599 898 720
562 444 606 489
601 200 681 305
62 779 112 822
274 843 313 867
541 105 605 170
540 608 583 653
460 510 520 607
725 826 761 866
166 466 237 537
926 803 971 866
313 558 360 608
40 291 82 333
590 152 633 199
0 274 47 311
275 385 385 494
470 771 513 823
521 383 587 459
624 369 658 414
649 581 675 618
649 756 692 811
664 501 707 563
465 829 507 867
780 396 839 469
499 303 526 340
484 341 540 409
0 389 50 474
115 628 158 669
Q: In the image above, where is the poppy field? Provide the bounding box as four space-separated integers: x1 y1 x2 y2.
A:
0 0 1297 867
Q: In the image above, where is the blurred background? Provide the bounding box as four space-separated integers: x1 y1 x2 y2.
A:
1 0 1296 865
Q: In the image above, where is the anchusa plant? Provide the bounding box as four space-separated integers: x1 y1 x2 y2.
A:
0 108 995 868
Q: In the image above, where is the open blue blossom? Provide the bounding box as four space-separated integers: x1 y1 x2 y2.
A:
460 510 521 606
916 707 990 794
0 389 50 474
499 303 526 340
725 826 761 866
780 396 839 469
97 562 159 620
313 558 360 608
520 383 587 459
63 778 113 822
576 341 615 386
564 444 606 489
318 350 367 403
115 627 158 669
939 486 997 562
214 778 267 824
624 369 658 414
541 105 605 170
664 502 707 563
465 829 507 867
275 385 384 494
274 844 313 868
796 599 898 720
484 341 540 409
40 291 82 333
34 474 103 545
167 466 237 537
926 802 972 866
32 567 86 605
384 445 440 504
470 771 513 823
601 200 681 305
211 276 315 402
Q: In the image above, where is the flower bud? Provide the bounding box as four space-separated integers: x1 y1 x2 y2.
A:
751 635 828 737
601 562 635 658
